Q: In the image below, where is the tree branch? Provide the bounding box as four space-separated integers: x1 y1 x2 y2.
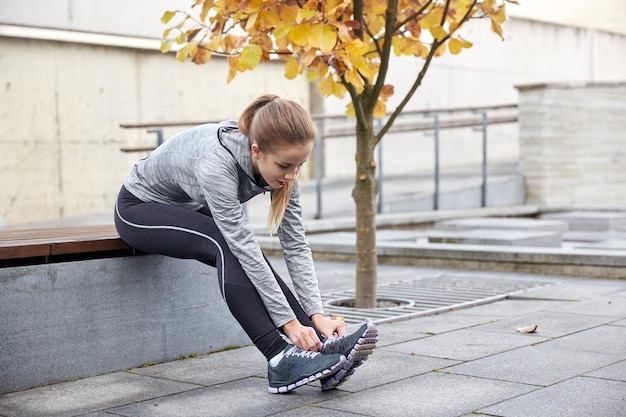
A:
375 0 478 144
394 0 433 32
369 0 398 112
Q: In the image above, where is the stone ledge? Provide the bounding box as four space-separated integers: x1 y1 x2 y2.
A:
0 255 250 394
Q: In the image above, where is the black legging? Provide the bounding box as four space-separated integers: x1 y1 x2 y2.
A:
114 186 319 360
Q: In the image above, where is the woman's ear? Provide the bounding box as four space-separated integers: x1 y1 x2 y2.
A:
251 143 261 159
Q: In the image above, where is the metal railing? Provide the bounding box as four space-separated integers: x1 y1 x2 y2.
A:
120 103 518 219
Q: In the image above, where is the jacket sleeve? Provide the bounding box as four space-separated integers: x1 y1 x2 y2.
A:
277 182 325 318
194 152 297 328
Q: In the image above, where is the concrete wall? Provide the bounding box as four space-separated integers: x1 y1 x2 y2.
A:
517 82 626 207
0 35 311 226
0 255 251 394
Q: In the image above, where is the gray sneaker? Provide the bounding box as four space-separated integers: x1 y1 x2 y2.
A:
320 323 378 391
268 346 346 394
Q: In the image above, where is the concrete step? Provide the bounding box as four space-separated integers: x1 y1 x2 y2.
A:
434 217 568 232
541 211 626 231
426 229 562 247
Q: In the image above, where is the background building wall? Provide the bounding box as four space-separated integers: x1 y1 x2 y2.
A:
1 1 625 226
517 82 626 207
0 35 310 226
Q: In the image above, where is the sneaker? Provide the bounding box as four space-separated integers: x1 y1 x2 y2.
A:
320 322 378 391
268 345 346 394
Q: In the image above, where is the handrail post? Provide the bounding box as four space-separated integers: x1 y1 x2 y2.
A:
426 113 440 210
474 111 488 207
376 118 384 214
147 128 164 147
314 120 324 219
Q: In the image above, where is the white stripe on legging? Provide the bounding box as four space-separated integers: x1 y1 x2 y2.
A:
115 201 227 301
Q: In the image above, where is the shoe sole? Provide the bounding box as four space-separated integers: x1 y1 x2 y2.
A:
268 355 346 394
321 323 378 391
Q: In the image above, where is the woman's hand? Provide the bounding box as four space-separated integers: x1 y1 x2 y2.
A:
311 314 346 339
282 319 322 351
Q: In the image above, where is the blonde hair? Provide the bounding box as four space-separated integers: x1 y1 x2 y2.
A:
239 94 317 234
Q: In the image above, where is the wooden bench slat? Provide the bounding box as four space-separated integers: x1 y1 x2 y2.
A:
50 239 130 255
0 225 132 261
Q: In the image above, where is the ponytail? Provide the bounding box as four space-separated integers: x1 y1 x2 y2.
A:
239 94 316 235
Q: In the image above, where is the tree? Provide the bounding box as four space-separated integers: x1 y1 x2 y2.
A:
161 0 514 308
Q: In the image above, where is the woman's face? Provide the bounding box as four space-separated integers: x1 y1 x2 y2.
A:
251 141 314 189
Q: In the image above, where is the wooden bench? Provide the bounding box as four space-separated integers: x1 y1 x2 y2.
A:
0 225 135 267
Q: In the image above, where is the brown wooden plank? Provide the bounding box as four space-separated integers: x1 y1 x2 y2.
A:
0 225 131 261
50 239 130 255
0 244 51 260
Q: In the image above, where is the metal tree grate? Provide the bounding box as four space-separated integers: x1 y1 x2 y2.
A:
322 273 559 325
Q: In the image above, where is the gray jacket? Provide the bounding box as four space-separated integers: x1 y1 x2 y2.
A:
124 120 324 327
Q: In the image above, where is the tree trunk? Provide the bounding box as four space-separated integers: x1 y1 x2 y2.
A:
353 117 378 308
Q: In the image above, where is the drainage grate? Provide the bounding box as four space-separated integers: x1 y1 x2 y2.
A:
322 273 559 325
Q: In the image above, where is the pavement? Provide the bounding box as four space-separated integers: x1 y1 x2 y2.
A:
0 262 624 417
1 161 625 416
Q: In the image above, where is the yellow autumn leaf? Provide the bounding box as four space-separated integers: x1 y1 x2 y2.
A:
307 23 337 53
419 8 443 29
373 100 387 118
318 75 335 96
160 38 175 53
243 0 264 13
430 26 447 41
176 43 197 61
493 4 507 24
491 19 504 40
226 55 238 83
239 44 262 70
191 45 211 64
161 10 177 24
346 102 356 118
296 8 317 23
284 57 301 79
448 38 462 54
289 24 309 46
319 25 338 53
245 11 259 32
459 35 473 48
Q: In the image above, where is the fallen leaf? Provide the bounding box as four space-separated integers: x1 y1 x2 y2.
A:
516 324 538 333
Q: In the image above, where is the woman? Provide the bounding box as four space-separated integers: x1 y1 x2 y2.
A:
114 94 377 393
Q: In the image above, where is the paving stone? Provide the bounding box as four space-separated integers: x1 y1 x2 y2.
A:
472 311 616 338
435 217 569 232
387 328 549 361
312 349 458 393
271 407 364 417
453 298 567 318
0 372 200 417
549 295 626 318
539 325 626 355
542 211 626 231
376 310 497 346
585 360 626 382
427 229 562 247
130 346 266 386
447 341 621 386
316 372 536 417
107 378 346 417
479 377 626 417
513 280 626 301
